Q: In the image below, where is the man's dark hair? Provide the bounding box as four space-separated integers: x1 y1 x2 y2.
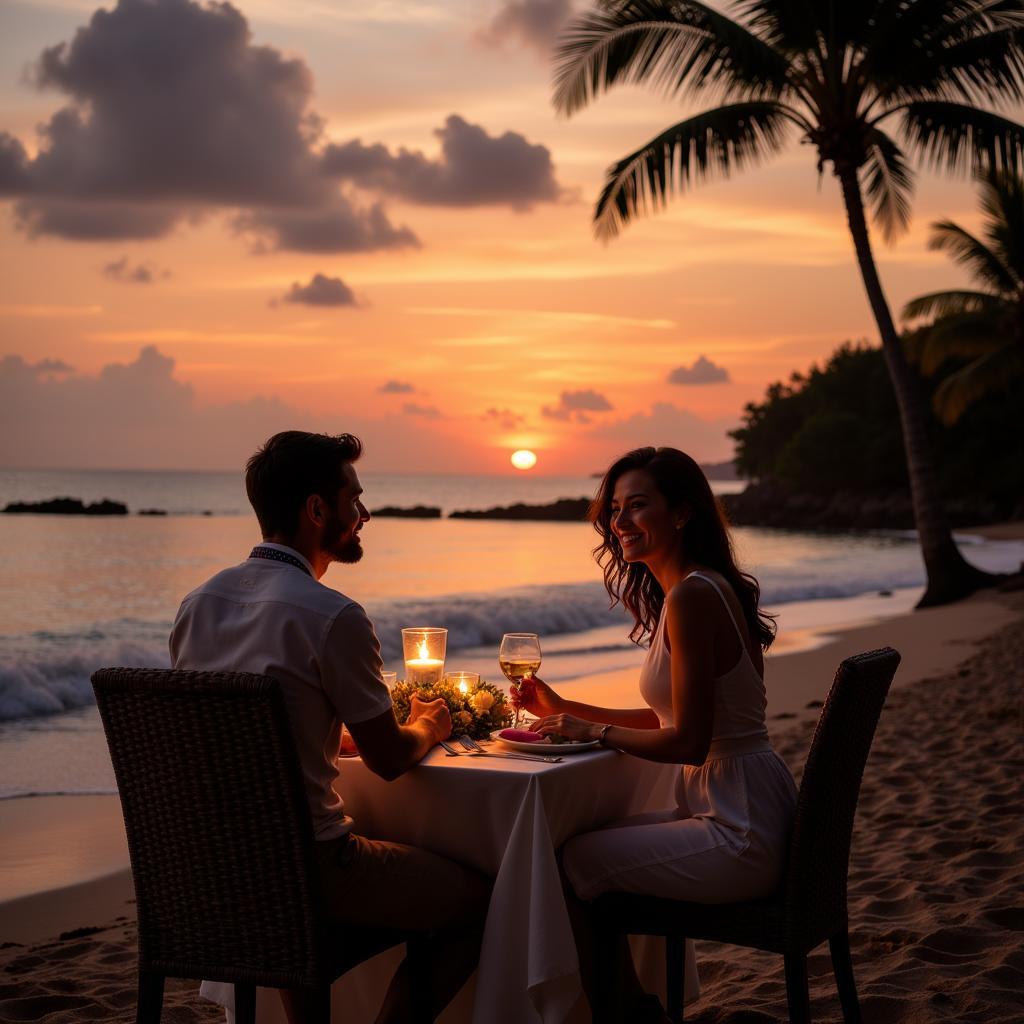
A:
246 431 362 538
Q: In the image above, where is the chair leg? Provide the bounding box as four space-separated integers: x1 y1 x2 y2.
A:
829 931 862 1024
405 935 435 1024
783 953 811 1024
286 986 331 1024
665 934 685 1023
234 983 257 1024
135 969 164 1024
590 921 618 1024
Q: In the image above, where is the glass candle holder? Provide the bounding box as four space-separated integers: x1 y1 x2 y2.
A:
446 671 480 695
402 627 447 686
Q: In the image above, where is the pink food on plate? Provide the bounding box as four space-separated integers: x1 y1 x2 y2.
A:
498 728 548 743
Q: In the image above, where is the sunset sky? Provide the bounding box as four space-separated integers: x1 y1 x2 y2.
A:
0 0 998 474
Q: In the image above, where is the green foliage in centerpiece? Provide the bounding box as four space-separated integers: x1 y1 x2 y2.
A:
390 677 512 740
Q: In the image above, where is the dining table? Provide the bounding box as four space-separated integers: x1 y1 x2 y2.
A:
203 740 700 1023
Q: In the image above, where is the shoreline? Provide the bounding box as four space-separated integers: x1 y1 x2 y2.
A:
3 584 1020 942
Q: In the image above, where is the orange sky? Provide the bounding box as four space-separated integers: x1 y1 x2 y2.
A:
0 0 996 473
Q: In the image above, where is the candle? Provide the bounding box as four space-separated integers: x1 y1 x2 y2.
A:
446 671 480 695
402 628 447 687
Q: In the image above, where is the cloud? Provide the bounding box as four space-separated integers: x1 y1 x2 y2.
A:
280 273 357 307
402 402 441 419
234 199 418 254
0 132 31 193
379 380 416 394
477 0 574 56
667 355 731 385
321 115 564 210
542 388 613 422
22 357 74 375
482 407 525 430
0 346 480 471
1 0 415 250
588 402 738 461
102 257 167 284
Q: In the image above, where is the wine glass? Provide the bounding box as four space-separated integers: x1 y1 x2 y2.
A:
499 633 542 730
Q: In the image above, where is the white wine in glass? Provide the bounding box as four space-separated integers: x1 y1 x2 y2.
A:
499 632 542 729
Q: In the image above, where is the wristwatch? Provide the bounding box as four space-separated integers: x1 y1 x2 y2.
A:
598 723 613 747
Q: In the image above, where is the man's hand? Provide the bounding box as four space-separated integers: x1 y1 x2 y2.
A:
407 694 452 743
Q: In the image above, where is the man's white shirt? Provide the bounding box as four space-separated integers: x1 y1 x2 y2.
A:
169 544 392 840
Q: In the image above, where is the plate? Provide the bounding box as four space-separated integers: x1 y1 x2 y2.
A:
489 730 601 754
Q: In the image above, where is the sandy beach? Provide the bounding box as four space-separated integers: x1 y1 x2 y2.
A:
2 587 1022 1022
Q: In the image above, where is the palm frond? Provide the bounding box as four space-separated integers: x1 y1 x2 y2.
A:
914 311 1005 374
864 2 1024 105
731 0 824 54
593 101 795 239
552 1 791 118
862 128 914 244
897 101 1024 176
976 170 1024 287
931 339 1024 422
901 289 1004 321
928 218 1018 293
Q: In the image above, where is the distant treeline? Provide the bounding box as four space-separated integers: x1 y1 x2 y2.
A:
724 342 1024 528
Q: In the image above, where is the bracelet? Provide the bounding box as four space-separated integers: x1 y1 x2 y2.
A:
598 723 613 747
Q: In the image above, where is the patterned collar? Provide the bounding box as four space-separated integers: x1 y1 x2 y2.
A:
249 545 313 577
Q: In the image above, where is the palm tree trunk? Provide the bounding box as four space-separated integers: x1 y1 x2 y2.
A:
836 167 999 607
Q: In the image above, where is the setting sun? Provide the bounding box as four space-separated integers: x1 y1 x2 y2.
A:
510 449 538 471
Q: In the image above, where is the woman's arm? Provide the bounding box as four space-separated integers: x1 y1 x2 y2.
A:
535 583 716 765
512 676 659 729
557 699 660 730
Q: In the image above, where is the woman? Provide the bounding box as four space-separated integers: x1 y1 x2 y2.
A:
514 447 798 1016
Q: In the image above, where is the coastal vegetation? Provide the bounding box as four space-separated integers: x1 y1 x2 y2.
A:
726 342 1024 529
553 0 1024 606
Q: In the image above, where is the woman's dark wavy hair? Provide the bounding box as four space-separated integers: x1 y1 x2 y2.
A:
589 447 776 651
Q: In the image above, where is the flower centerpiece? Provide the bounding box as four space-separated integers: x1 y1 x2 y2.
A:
390 675 512 740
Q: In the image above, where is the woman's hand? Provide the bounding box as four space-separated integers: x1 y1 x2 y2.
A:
534 713 602 743
509 675 565 718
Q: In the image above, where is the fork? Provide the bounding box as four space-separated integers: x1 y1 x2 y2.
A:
439 739 463 757
458 734 562 764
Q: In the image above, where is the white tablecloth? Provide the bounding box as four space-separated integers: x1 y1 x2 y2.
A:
204 746 699 1023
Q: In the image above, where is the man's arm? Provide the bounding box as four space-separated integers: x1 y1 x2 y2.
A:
347 696 451 781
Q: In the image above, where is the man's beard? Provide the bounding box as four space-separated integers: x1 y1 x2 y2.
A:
323 512 363 564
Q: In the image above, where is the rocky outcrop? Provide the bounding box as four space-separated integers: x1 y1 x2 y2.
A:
449 498 590 521
370 505 442 519
720 479 1024 531
3 497 129 516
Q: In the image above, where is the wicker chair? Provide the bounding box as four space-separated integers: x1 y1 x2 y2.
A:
92 667 432 1024
590 646 901 1024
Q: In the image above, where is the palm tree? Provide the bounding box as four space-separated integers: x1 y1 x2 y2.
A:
553 0 1024 606
902 170 1024 423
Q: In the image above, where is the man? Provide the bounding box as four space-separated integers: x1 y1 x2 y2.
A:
170 430 489 1024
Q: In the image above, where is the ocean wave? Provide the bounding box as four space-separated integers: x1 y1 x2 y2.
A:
365 583 627 661
0 560 983 725
0 640 170 723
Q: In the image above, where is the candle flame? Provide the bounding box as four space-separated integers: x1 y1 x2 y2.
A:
418 639 429 660
458 681 469 694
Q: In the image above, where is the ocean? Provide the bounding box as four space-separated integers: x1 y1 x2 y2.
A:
2 468 1022 801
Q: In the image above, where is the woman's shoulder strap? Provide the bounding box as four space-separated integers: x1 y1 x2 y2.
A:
684 570 745 644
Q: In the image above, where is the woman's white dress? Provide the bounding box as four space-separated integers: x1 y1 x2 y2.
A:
563 571 798 904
